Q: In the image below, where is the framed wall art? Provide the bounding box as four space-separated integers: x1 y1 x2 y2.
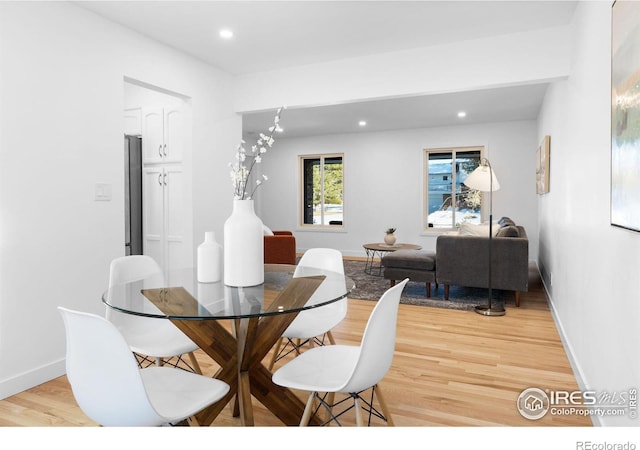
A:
611 0 640 232
536 135 550 195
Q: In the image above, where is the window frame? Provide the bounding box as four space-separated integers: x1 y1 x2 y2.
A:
298 153 345 229
423 146 485 231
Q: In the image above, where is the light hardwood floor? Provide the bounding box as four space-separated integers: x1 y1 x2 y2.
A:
0 264 591 427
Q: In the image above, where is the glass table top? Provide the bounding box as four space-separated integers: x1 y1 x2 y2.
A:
102 264 355 320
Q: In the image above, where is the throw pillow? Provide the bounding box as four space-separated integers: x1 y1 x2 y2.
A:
459 222 499 237
496 225 520 237
498 217 515 227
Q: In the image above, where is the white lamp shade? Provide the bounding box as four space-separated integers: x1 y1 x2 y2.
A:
463 164 500 192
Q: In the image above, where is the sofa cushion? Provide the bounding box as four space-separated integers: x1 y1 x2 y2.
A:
382 250 436 271
498 217 516 227
384 267 436 283
459 222 499 237
496 225 520 237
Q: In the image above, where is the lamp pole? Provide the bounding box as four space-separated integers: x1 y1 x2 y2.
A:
474 158 505 316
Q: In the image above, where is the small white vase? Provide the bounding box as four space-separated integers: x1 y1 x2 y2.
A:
384 233 397 245
197 231 222 283
223 199 264 287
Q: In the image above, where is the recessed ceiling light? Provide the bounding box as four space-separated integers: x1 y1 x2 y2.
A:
457 111 467 118
219 29 234 40
358 120 367 127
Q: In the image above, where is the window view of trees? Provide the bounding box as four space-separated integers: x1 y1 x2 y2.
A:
300 155 344 226
425 148 483 229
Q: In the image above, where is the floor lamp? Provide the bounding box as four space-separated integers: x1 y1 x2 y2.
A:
463 157 505 316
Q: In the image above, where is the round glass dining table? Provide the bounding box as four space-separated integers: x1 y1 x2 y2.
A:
102 263 354 426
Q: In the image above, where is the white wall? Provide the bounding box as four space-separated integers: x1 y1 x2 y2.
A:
538 1 639 426
235 25 571 113
259 120 539 259
0 2 240 398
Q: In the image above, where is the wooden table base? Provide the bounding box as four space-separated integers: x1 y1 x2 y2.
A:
144 276 326 426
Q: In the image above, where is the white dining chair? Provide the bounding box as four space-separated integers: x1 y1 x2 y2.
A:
272 278 409 426
58 307 229 426
267 248 347 371
106 255 202 373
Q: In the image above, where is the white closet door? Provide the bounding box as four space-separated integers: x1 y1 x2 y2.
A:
163 106 183 163
164 166 187 272
142 166 165 269
141 107 164 164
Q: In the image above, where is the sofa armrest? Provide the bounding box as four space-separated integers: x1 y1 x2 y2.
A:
436 232 528 292
264 233 297 265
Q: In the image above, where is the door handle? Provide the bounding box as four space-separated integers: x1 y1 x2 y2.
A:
158 173 163 186
163 144 167 157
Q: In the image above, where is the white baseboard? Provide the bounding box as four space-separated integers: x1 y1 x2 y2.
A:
0 359 66 401
539 267 599 426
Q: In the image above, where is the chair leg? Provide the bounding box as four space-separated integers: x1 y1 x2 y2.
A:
268 337 284 371
187 416 200 426
326 330 336 345
426 282 431 298
374 384 395 426
324 392 336 426
187 352 203 374
515 291 521 307
300 392 316 426
353 396 364 426
444 284 450 300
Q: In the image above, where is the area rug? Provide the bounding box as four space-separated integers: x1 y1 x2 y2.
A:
343 259 507 311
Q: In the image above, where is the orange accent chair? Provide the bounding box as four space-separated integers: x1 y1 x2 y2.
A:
264 231 297 265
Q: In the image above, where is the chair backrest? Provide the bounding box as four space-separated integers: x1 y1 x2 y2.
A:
106 255 163 321
340 278 409 393
58 307 165 426
293 248 344 277
108 255 163 287
281 248 347 338
294 247 346 306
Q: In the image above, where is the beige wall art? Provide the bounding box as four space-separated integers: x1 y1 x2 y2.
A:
536 135 550 195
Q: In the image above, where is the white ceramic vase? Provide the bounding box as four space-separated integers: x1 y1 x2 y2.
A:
197 231 222 283
223 199 264 287
384 233 397 245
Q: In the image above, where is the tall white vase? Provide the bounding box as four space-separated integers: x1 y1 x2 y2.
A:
197 231 222 283
223 199 264 287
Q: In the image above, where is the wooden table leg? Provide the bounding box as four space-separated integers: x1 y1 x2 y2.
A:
170 312 316 426
249 363 314 425
153 276 327 426
245 311 323 425
236 316 259 426
168 318 238 426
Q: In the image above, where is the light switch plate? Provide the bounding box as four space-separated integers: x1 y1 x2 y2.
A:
95 183 112 201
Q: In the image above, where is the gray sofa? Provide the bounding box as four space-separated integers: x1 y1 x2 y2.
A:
435 217 529 307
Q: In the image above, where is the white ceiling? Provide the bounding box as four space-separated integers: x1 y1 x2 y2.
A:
76 0 578 137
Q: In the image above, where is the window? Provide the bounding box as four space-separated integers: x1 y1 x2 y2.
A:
424 147 483 230
299 154 344 227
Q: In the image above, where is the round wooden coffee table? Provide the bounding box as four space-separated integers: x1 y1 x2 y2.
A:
362 243 422 276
